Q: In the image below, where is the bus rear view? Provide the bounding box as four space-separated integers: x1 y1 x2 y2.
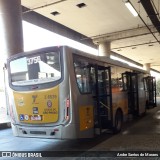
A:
7 46 153 139
7 47 72 139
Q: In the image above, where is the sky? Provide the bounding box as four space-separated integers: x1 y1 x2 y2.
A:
23 21 98 55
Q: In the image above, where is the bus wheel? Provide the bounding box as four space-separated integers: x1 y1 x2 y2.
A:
113 109 123 134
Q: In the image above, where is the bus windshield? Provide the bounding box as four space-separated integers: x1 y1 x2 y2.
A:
10 51 61 86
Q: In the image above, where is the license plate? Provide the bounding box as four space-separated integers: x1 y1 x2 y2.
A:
30 115 42 121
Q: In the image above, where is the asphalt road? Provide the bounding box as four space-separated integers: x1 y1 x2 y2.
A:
0 98 160 160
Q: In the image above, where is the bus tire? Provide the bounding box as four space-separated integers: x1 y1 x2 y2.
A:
113 109 123 134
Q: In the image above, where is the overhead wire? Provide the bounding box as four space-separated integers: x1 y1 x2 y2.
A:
129 1 160 44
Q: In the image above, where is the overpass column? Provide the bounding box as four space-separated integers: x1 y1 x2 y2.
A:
143 63 151 74
98 41 111 57
0 0 23 58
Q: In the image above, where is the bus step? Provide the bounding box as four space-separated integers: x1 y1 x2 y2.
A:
94 128 112 135
94 128 101 135
128 114 133 121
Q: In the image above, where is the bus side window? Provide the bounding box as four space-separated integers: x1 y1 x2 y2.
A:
89 67 96 95
143 78 148 91
74 58 92 94
122 74 127 91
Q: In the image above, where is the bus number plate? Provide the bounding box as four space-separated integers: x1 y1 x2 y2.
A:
30 115 42 121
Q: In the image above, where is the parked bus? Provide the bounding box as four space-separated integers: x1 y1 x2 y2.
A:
6 46 156 139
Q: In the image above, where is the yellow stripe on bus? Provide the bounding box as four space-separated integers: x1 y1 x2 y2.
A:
13 86 59 124
79 105 94 131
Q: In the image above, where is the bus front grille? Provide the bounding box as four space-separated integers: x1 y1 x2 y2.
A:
30 131 46 135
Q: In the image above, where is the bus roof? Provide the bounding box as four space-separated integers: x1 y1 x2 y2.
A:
68 46 147 74
7 45 147 74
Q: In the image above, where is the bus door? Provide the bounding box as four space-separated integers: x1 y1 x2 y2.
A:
93 65 112 134
144 76 157 108
122 72 139 116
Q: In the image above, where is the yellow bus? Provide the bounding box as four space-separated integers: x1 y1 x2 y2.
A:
6 46 156 139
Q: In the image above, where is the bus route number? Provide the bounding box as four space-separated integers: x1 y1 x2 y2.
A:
27 56 41 65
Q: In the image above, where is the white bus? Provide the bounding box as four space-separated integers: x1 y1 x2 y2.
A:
6 46 156 139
